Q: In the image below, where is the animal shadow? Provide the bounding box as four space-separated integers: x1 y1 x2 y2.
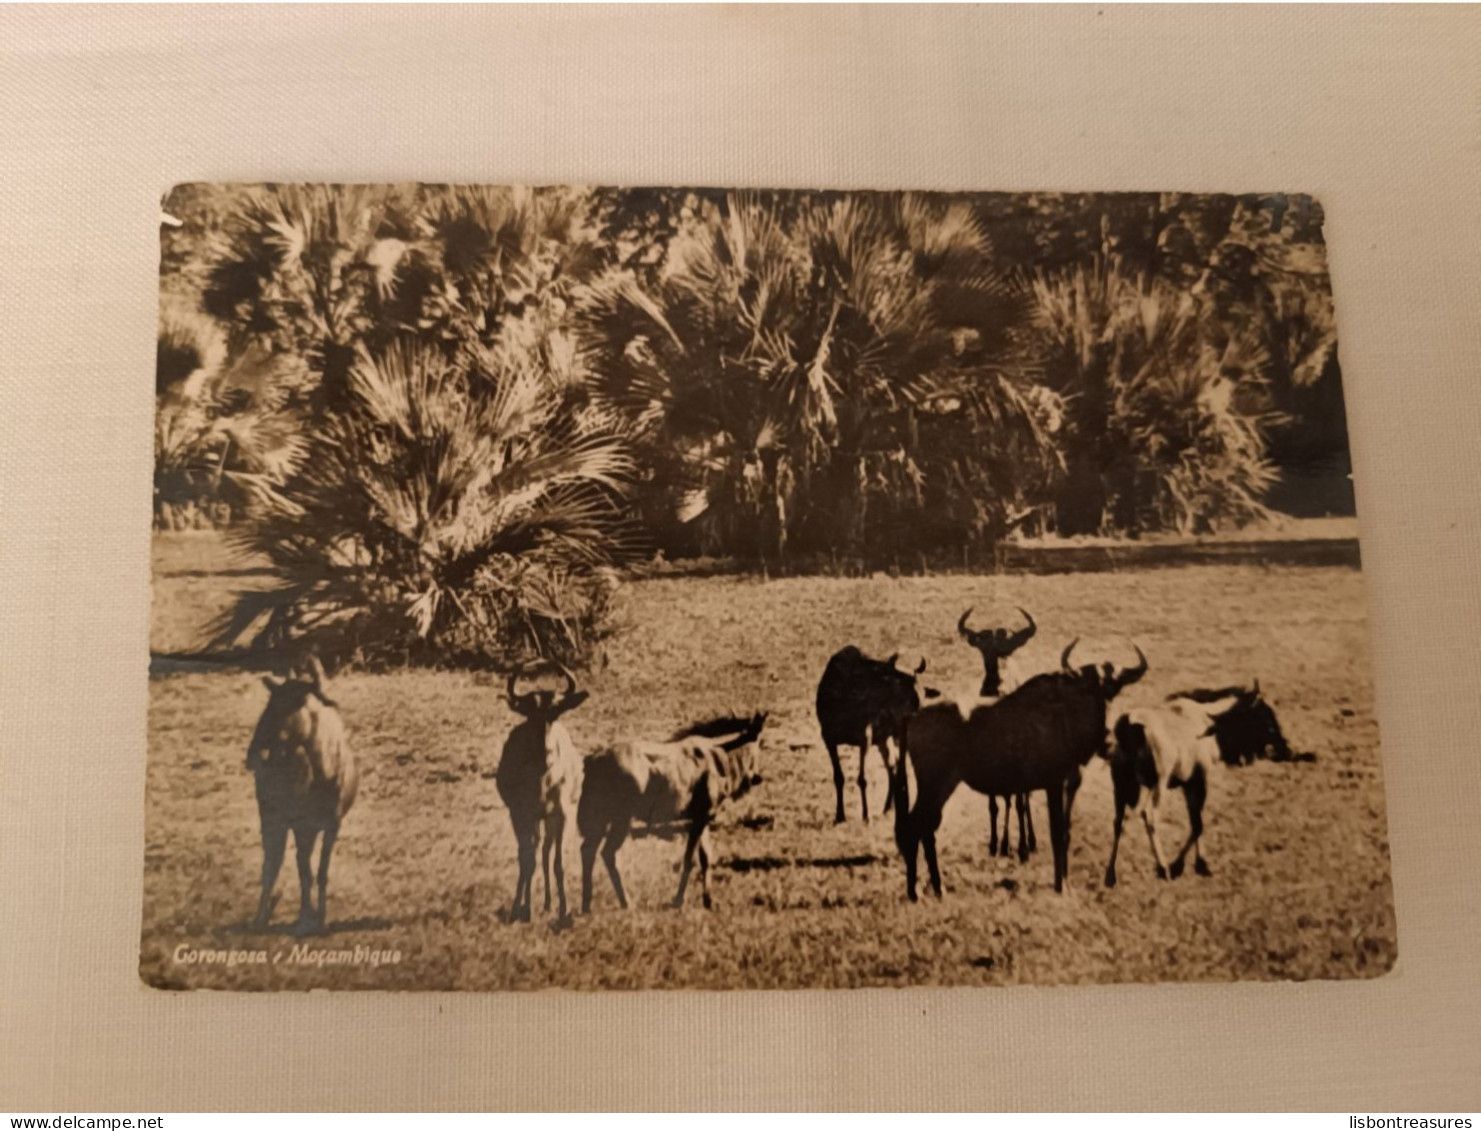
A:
721 853 883 873
217 915 394 939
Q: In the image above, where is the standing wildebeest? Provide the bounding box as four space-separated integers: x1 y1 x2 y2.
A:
1102 680 1297 887
247 655 358 934
958 606 1038 860
816 646 938 825
495 664 588 923
578 712 767 912
897 640 1147 897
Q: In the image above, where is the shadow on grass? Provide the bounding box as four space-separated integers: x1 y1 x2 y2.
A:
151 650 263 678
721 852 886 873
216 916 395 938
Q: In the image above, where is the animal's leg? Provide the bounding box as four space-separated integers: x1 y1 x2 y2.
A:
1062 770 1082 863
1105 800 1127 888
877 735 895 814
988 794 1000 857
292 828 317 933
898 803 921 903
1171 771 1210 878
918 805 944 898
579 834 600 914
697 828 714 910
253 822 289 929
601 822 631 910
513 824 537 922
826 740 846 824
673 824 704 909
549 808 569 920
540 818 554 914
1046 782 1068 893
1140 787 1170 880
315 821 338 928
1021 793 1037 856
858 745 871 825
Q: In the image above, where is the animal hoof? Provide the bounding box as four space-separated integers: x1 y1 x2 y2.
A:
1194 858 1212 877
1018 847 1031 864
1169 859 1185 880
1155 865 1169 881
1104 871 1117 888
834 814 846 826
702 894 713 910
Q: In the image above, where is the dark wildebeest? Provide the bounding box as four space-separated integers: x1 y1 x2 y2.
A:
246 655 358 934
1102 680 1300 887
896 639 1148 897
958 606 1038 860
578 712 767 912
495 664 588 923
815 646 938 825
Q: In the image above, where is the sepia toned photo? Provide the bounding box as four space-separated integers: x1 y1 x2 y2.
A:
145 183 1394 991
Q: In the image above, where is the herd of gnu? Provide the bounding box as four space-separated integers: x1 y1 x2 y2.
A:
242 606 1303 934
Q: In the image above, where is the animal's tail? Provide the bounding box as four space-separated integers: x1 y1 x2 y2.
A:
1111 714 1145 761
891 721 914 853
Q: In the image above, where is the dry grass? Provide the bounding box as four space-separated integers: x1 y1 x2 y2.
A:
143 533 1396 990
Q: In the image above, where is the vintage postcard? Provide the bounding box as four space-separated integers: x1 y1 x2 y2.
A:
145 184 1394 990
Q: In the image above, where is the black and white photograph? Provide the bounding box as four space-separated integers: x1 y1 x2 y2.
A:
145 183 1395 991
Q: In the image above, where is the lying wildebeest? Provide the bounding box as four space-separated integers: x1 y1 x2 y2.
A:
958 606 1038 860
246 654 358 934
1167 680 1297 764
816 646 938 825
495 663 588 922
1102 680 1298 887
578 712 767 912
897 639 1147 897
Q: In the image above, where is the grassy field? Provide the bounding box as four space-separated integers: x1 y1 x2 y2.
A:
143 531 1396 990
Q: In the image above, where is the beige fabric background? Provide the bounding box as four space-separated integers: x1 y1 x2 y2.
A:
1 3 1478 1113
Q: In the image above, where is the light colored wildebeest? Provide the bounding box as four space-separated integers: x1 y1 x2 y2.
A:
957 605 1038 860
495 663 588 923
246 655 358 934
1102 680 1299 887
578 712 767 912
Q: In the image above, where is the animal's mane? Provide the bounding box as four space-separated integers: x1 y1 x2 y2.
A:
1167 685 1248 704
668 713 763 741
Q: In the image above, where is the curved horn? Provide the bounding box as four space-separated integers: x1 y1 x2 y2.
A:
552 660 578 697
914 656 928 675
957 608 975 637
1251 677 1261 696
304 653 329 693
1117 643 1149 688
1061 637 1080 672
1007 607 1037 649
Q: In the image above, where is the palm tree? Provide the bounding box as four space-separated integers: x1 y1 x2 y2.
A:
582 190 1052 569
214 339 634 669
1030 257 1280 536
154 300 306 528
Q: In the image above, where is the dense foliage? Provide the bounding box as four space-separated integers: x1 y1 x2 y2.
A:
157 184 1349 667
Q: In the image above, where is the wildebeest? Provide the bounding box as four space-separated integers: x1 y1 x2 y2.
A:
578 712 767 912
495 664 588 923
896 639 1148 897
246 655 358 934
1167 681 1297 764
958 606 1038 860
1102 680 1298 887
816 646 938 825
